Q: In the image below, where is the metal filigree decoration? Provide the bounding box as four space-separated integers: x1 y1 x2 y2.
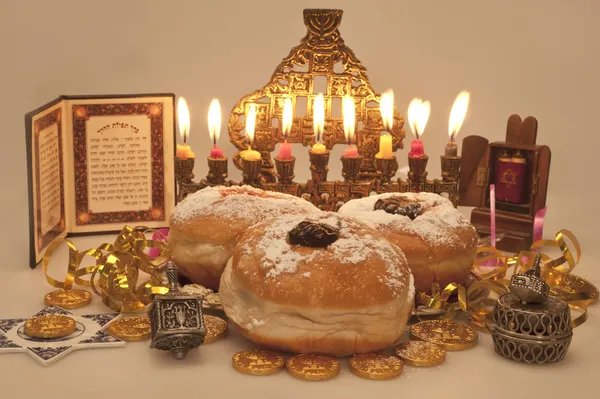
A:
228 8 405 182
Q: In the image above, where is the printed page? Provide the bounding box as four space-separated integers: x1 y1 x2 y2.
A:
65 96 175 233
30 101 67 263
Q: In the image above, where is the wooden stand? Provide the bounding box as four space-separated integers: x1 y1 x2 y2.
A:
459 115 551 253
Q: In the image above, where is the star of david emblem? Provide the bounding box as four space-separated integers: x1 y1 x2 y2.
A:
500 168 518 187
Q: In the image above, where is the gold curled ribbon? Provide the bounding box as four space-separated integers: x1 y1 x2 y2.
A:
42 226 171 313
417 229 595 329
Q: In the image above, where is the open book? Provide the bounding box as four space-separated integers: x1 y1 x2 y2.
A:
26 94 176 267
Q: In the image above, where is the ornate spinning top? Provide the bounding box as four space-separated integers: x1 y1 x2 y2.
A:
148 262 206 360
509 254 550 304
489 254 573 364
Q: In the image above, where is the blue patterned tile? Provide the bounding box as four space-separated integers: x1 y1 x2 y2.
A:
28 346 70 361
81 313 119 327
79 330 122 344
0 334 20 349
32 306 72 318
0 318 27 333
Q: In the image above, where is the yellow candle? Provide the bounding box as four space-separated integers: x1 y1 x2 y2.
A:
311 93 327 154
176 143 195 159
311 142 327 154
241 148 261 161
376 133 393 159
177 98 194 158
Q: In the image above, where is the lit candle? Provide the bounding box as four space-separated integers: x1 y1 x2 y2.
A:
342 95 359 157
277 98 293 160
176 97 195 159
242 104 261 161
311 93 327 154
446 91 470 157
407 98 431 158
376 89 394 159
207 98 224 158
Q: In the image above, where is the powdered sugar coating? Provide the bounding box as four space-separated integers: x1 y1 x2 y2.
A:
170 185 319 225
338 192 472 248
247 212 410 292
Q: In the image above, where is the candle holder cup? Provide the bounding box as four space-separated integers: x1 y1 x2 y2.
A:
242 158 263 187
408 155 429 183
204 157 228 186
375 156 398 184
174 157 195 183
341 155 363 182
441 155 461 182
309 150 330 183
274 156 296 184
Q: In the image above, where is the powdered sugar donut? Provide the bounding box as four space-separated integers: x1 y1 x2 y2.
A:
168 185 320 289
219 212 414 357
338 192 477 293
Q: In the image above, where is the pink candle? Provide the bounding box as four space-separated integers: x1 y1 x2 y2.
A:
210 145 224 158
278 141 293 160
409 139 425 158
344 145 359 157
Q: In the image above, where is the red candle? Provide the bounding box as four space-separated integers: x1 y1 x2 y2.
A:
344 146 359 157
210 145 224 158
278 141 293 160
409 139 425 158
278 98 294 160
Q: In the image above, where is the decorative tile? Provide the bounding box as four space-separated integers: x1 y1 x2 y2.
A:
0 306 125 365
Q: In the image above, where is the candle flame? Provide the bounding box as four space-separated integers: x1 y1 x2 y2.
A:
407 98 431 139
313 93 325 141
448 91 470 140
282 98 293 139
343 95 355 143
208 98 221 144
177 97 190 142
379 89 394 131
246 103 257 145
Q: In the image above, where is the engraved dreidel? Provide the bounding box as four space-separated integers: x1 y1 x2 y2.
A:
148 262 206 360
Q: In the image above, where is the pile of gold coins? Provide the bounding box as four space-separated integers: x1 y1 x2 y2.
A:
232 319 478 381
107 314 228 342
18 288 94 341
40 285 229 343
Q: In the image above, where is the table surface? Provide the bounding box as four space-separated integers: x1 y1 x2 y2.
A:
0 212 598 399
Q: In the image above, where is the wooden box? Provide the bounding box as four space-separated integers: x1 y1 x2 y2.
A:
458 115 551 252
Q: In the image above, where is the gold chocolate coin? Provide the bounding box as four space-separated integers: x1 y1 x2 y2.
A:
410 320 478 351
232 349 285 376
107 317 151 341
24 314 76 339
286 354 340 381
44 289 92 309
349 353 403 380
395 341 446 366
203 315 228 344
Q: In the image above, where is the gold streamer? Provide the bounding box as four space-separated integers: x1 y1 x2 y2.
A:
417 229 595 329
42 226 171 313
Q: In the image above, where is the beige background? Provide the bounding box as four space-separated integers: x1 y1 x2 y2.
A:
0 1 598 398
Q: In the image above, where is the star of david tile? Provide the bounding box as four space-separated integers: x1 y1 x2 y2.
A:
0 306 125 365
